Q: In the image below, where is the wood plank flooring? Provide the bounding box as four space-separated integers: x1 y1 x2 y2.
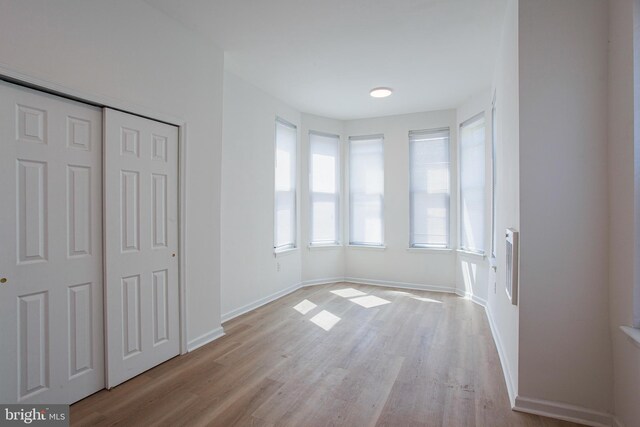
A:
71 283 583 426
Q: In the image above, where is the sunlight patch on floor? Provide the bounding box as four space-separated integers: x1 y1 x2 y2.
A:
293 299 317 314
349 295 391 308
310 310 341 331
387 290 413 296
410 296 442 304
331 288 367 298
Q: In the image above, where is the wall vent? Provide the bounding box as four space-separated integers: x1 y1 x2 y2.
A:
506 228 519 305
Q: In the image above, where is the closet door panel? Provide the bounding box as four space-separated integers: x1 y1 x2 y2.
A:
0 81 104 404
104 108 179 388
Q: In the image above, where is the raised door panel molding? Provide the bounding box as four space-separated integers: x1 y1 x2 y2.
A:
68 283 94 378
66 117 91 151
16 104 47 144
120 127 140 158
121 275 142 359
67 166 92 257
152 135 167 162
152 174 167 249
152 270 169 345
120 170 140 253
18 291 49 400
17 160 48 264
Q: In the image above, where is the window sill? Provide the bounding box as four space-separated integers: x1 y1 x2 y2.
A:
406 247 453 253
347 244 386 251
308 244 342 251
620 326 640 349
274 247 298 258
456 249 486 259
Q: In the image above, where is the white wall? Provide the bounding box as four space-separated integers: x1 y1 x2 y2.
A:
485 0 521 403
517 0 613 415
343 111 458 290
221 71 302 319
300 114 346 284
608 0 640 426
0 0 224 346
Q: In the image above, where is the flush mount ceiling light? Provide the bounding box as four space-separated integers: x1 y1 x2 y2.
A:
369 87 393 98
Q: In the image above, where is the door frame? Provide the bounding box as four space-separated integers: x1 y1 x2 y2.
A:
0 65 190 356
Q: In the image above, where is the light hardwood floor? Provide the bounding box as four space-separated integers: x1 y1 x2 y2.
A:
71 283 583 426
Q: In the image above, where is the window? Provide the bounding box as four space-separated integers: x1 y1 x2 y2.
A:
309 131 340 245
460 114 486 254
274 118 297 250
409 128 451 248
491 95 498 259
349 135 384 246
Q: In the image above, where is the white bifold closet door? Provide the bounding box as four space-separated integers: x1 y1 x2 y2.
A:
0 81 104 404
104 108 179 388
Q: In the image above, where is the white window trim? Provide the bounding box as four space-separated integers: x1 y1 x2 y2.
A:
274 246 299 257
408 127 452 249
347 244 386 251
308 130 341 246
458 112 486 255
348 134 385 247
274 117 298 251
490 92 498 263
457 248 487 259
308 243 342 250
406 247 453 253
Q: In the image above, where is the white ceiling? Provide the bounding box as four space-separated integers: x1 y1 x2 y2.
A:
146 0 507 120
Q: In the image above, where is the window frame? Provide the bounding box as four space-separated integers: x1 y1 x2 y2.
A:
458 112 487 255
491 93 498 261
348 134 385 247
273 117 298 252
408 127 452 249
308 130 341 247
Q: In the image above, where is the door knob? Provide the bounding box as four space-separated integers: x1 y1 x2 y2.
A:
0 278 7 284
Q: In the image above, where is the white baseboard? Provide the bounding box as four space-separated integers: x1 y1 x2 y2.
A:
299 277 345 287
221 277 482 326
514 395 613 427
187 327 225 352
483 304 517 406
221 276 461 325
343 276 457 295
221 281 303 323
455 289 488 307
472 294 488 306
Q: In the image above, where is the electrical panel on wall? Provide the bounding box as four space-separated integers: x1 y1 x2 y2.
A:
505 228 519 305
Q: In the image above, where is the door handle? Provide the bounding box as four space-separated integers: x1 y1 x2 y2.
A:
0 278 7 284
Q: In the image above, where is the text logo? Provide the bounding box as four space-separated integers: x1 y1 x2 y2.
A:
0 405 68 426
